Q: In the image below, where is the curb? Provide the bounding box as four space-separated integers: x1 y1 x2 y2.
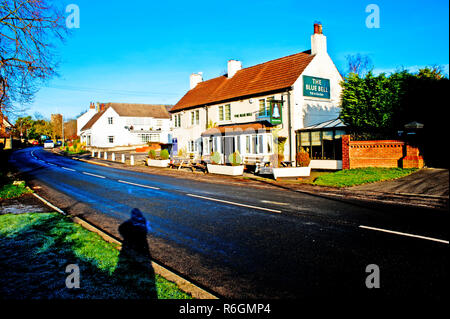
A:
31 192 219 300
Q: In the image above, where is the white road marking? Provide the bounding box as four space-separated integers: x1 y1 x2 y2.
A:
82 172 106 179
359 225 449 244
260 200 289 206
118 180 160 190
187 194 282 213
62 167 76 172
46 162 56 166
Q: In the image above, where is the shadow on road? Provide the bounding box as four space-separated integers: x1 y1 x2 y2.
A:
114 208 157 298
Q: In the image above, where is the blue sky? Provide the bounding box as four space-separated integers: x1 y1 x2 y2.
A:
13 0 449 121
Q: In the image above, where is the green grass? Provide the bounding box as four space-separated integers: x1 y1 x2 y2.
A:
312 167 418 188
0 181 32 199
0 212 192 299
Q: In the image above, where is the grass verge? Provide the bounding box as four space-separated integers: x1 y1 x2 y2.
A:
0 180 33 199
0 212 192 299
312 167 418 188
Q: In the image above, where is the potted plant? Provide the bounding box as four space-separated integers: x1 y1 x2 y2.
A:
272 149 311 180
147 149 171 167
207 151 244 176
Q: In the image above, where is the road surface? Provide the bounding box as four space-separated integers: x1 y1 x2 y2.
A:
9 147 448 299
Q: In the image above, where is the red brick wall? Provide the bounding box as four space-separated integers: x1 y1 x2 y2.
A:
341 135 424 169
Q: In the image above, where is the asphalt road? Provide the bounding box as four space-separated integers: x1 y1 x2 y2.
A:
9 147 449 300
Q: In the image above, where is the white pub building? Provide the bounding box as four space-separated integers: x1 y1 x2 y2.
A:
170 23 344 170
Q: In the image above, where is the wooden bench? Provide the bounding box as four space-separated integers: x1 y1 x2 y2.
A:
169 156 207 173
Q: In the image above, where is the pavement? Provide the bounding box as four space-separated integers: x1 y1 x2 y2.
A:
56 149 449 211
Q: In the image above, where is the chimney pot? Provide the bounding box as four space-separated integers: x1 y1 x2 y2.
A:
314 22 322 34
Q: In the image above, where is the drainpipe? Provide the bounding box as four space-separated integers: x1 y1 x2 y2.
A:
287 88 293 163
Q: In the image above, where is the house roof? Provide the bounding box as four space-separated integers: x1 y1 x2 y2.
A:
106 103 171 118
201 122 272 136
297 118 346 131
171 50 315 112
80 103 171 131
80 109 107 131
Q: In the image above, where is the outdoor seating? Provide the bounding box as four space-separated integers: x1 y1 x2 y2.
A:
169 156 207 173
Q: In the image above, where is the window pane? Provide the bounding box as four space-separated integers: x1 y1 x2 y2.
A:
219 106 224 121
196 110 199 124
311 131 322 159
267 135 272 153
252 135 258 154
311 131 321 146
225 104 231 121
258 135 264 154
246 136 250 154
259 99 265 115
322 131 334 160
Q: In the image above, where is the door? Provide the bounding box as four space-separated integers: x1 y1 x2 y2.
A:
223 136 235 164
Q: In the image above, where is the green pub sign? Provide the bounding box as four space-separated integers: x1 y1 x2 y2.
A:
269 100 283 125
303 75 330 99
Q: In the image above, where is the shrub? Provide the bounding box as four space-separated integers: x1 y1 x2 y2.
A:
160 149 170 160
210 152 221 165
296 149 311 167
228 151 242 166
148 149 157 159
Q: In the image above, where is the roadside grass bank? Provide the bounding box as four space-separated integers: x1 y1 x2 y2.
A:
0 180 32 199
312 168 418 188
0 212 192 299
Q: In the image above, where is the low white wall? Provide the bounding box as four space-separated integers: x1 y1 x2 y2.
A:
309 160 342 170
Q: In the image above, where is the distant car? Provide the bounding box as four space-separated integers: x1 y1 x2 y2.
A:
43 140 54 149
31 140 39 145
55 141 62 146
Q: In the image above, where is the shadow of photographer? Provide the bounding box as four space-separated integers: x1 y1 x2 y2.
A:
114 208 157 299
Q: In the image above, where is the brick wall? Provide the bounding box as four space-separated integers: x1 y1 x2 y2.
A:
341 135 424 169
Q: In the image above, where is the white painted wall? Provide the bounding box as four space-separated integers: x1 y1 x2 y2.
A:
76 108 97 136
80 107 172 148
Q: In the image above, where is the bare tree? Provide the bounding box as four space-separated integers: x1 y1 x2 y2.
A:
345 53 373 76
0 0 67 115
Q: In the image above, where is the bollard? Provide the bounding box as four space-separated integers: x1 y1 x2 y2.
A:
112 153 115 161
92 151 95 157
121 154 125 163
130 155 134 166
98 151 101 159
104 152 107 160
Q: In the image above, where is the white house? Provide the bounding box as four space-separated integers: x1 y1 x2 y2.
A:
76 102 98 136
79 103 172 149
170 23 344 169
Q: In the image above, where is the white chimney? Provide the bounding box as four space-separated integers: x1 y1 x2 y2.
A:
311 22 327 55
227 60 242 78
190 72 203 89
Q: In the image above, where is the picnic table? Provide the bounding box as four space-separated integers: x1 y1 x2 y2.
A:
169 156 207 173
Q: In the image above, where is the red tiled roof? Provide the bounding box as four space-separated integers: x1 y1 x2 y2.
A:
171 50 314 112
